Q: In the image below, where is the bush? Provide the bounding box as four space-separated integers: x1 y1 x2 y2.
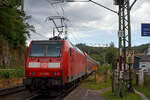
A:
99 64 112 72
0 67 25 78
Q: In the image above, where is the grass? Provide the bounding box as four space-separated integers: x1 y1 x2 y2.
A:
135 86 150 99
103 90 143 100
0 67 25 78
81 70 112 90
81 65 112 90
134 74 150 99
81 77 111 90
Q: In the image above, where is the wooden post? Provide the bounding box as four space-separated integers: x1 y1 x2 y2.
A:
93 66 98 83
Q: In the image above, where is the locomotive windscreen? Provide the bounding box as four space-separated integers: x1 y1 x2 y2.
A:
30 41 62 57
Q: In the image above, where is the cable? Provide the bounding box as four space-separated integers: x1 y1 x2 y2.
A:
46 0 60 15
61 6 65 16
68 27 80 43
45 0 81 43
34 32 48 38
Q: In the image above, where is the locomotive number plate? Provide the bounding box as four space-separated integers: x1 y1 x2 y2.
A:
40 72 49 75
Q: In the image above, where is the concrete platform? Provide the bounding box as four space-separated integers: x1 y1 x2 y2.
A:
63 86 106 100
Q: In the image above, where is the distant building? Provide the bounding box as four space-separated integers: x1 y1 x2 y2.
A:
134 55 150 72
134 45 150 72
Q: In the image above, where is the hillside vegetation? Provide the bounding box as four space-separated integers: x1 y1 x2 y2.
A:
76 43 118 67
76 42 150 66
132 43 150 54
0 0 34 68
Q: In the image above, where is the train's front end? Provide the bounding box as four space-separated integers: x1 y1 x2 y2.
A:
23 40 64 91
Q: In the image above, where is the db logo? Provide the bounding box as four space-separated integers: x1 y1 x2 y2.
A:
40 63 48 68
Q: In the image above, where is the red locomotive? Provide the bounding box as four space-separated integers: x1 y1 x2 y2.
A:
23 37 99 91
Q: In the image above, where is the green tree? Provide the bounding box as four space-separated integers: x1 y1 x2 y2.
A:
105 42 118 69
0 0 34 49
0 0 34 68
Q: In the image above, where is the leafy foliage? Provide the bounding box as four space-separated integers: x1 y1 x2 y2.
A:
0 0 22 8
77 42 150 68
132 43 150 54
0 2 34 48
76 42 118 68
0 0 34 68
105 42 118 69
76 43 108 65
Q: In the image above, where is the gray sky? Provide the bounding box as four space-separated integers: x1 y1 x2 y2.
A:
24 0 150 47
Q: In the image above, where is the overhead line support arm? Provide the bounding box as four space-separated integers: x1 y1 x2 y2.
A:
89 0 118 14
129 0 137 10
66 0 118 14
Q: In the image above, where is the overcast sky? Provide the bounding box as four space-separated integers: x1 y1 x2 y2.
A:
24 0 150 47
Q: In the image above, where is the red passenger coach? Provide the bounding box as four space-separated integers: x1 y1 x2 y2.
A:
23 37 99 91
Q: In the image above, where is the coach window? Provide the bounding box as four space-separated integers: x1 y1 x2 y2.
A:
69 48 72 57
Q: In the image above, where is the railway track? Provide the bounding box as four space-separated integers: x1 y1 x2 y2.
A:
0 79 82 99
26 80 80 100
0 85 25 96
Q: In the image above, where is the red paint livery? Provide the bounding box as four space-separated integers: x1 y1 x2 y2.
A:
23 39 98 91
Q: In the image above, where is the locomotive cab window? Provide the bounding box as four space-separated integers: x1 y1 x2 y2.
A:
30 41 63 57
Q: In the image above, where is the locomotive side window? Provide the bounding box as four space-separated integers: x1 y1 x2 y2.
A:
30 41 62 57
69 48 72 57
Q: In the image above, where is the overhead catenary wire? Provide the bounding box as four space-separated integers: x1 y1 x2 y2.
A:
66 20 79 43
25 0 68 41
34 32 48 39
46 0 60 16
29 17 52 38
46 0 70 39
46 0 81 42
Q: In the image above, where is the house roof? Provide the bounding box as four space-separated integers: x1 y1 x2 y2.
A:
135 55 150 62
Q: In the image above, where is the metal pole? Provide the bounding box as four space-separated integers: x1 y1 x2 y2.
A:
122 3 126 72
118 4 122 80
127 0 133 92
127 0 131 48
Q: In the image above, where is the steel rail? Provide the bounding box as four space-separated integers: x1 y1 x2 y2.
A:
26 80 81 100
0 85 25 96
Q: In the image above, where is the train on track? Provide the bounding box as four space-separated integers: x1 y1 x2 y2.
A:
23 36 99 92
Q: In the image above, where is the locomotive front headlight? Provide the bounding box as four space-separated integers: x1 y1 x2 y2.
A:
54 72 61 76
26 71 35 76
53 72 61 76
29 72 32 75
57 72 61 76
48 63 60 68
29 62 40 68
